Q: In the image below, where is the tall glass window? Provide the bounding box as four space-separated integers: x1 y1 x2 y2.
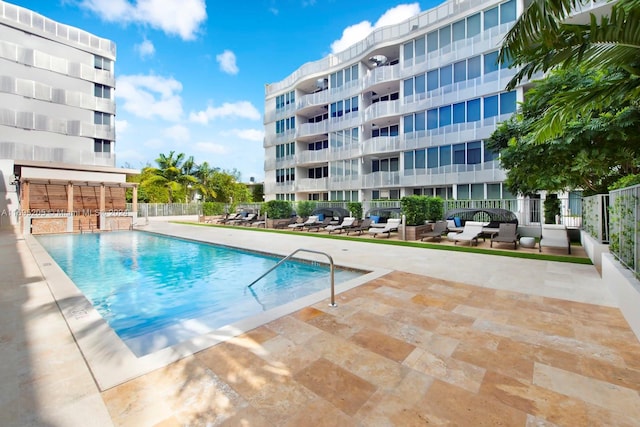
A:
439 105 452 127
404 115 414 133
500 0 517 24
415 37 425 61
403 42 413 62
500 91 517 114
440 145 451 166
415 149 426 169
440 65 452 87
484 6 499 30
427 31 438 52
415 74 425 94
468 56 481 79
427 147 439 168
458 184 470 200
467 13 481 38
467 141 481 164
467 98 481 121
427 109 438 129
427 70 439 91
484 95 499 118
452 20 465 42
415 111 426 131
454 61 466 83
484 141 498 161
404 78 414 97
439 26 451 49
453 102 465 124
404 151 414 171
453 144 466 164
484 51 499 74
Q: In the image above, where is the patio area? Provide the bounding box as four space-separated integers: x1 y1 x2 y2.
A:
2 221 639 426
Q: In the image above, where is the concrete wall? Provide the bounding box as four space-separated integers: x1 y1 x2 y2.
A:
602 253 640 341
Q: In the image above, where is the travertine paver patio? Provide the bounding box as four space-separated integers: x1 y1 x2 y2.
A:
102 270 640 426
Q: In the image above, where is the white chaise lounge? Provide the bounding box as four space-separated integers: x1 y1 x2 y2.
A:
539 224 571 254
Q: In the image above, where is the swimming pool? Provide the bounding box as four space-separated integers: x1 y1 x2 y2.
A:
36 231 362 356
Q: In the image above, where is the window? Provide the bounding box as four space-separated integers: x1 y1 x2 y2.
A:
468 56 481 79
403 115 413 133
440 65 452 87
452 20 465 42
94 56 112 71
439 26 451 49
404 42 413 62
427 109 438 129
440 145 451 166
415 37 425 61
427 70 439 91
484 51 499 74
415 112 425 132
404 151 414 171
467 13 481 38
439 105 452 127
415 74 425 94
404 78 413 97
94 111 111 125
94 139 111 153
453 143 466 164
454 61 466 83
500 91 517 114
471 184 484 200
500 0 516 24
467 141 481 164
458 184 470 200
427 31 438 52
484 6 499 30
484 95 499 118
415 149 425 169
484 140 498 161
94 84 111 99
427 147 438 168
453 102 465 124
487 183 501 199
467 98 481 122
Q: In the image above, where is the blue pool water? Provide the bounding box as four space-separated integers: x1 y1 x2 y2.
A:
36 231 362 355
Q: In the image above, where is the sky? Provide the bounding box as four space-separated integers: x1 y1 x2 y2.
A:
10 0 445 182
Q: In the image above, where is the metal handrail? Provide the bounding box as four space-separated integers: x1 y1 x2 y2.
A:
247 248 337 307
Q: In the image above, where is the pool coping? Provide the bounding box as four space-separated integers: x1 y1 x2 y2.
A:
25 232 390 391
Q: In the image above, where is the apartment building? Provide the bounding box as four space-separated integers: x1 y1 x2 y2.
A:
0 1 137 232
264 0 523 203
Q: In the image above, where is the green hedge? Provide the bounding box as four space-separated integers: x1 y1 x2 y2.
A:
348 202 363 219
202 202 225 216
401 196 444 225
263 200 293 219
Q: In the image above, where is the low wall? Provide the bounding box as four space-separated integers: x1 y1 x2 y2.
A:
580 230 609 273
602 253 640 341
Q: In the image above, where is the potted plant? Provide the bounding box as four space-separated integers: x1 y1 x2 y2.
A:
347 201 363 220
400 195 430 240
263 200 293 228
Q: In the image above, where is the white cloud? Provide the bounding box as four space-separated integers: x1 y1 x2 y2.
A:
194 142 228 154
216 50 239 75
221 128 264 142
116 74 183 121
143 138 165 149
115 119 129 133
79 0 207 40
164 125 190 142
135 39 155 59
189 101 261 124
330 3 421 54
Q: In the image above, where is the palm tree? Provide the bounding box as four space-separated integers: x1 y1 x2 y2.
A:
500 0 640 139
146 151 198 203
194 161 218 202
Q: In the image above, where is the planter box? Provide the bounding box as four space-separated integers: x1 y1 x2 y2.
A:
267 218 293 229
404 224 432 241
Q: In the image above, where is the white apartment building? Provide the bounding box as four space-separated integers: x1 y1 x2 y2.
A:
264 0 523 203
0 1 137 232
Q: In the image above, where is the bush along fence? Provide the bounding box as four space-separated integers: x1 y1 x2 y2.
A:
608 184 639 278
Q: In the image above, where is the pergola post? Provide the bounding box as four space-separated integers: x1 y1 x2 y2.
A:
99 183 106 230
67 182 74 232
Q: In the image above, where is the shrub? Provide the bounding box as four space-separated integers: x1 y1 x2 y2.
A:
425 196 444 221
347 202 363 219
296 200 317 218
263 200 293 219
202 202 225 216
401 196 429 226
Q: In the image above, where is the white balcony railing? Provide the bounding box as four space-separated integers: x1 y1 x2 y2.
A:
0 141 116 167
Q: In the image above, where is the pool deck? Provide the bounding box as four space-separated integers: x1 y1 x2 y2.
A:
2 221 640 426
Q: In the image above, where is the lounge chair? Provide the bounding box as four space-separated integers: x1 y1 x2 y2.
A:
305 217 333 232
218 213 242 224
368 218 401 238
325 217 356 234
274 217 297 229
539 224 571 254
490 223 519 249
346 218 371 236
420 220 448 242
288 216 319 230
451 221 485 246
237 213 258 226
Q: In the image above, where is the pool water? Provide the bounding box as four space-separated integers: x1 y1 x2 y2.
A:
36 231 362 355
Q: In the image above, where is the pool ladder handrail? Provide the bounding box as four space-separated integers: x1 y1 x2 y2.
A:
247 248 337 307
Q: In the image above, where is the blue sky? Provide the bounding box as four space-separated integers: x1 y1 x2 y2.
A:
12 0 444 181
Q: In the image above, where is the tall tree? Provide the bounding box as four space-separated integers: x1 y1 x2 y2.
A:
500 0 640 141
488 68 640 195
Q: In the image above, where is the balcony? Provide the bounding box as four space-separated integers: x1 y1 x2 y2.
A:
297 149 330 165
0 141 116 167
362 171 400 188
363 100 401 124
398 161 506 187
296 90 330 112
363 63 401 91
328 176 360 191
297 177 329 191
297 121 329 138
362 136 402 156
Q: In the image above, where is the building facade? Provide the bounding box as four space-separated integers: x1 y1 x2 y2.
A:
264 0 523 203
0 1 137 232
